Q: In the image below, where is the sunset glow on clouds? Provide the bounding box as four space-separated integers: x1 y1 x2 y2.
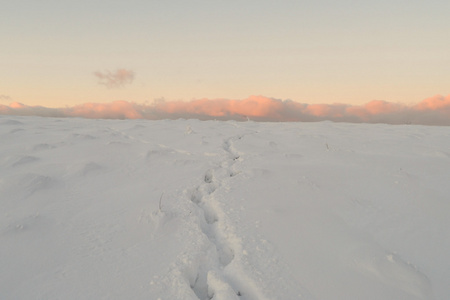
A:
1 95 449 126
3 1 450 110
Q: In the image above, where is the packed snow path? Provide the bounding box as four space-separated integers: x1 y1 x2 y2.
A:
1 115 449 300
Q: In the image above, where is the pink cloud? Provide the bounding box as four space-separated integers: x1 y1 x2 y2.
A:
64 101 143 119
9 102 26 109
156 96 287 120
1 95 449 125
345 100 404 120
414 94 450 111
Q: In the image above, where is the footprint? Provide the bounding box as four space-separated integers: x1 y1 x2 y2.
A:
203 183 217 195
203 207 218 224
190 188 203 204
207 271 240 300
190 271 209 300
229 170 238 177
218 244 235 266
204 170 213 183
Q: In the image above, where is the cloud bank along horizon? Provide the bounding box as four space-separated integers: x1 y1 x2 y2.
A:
1 94 450 126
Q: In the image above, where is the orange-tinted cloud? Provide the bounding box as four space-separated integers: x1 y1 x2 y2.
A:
1 95 449 125
413 94 450 111
65 101 143 119
152 96 289 121
345 100 405 121
94 69 135 89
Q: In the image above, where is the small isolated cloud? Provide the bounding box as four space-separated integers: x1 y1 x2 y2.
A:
0 95 11 102
94 69 135 88
1 95 450 125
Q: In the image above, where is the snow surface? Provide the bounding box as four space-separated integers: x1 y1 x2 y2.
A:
1 115 449 300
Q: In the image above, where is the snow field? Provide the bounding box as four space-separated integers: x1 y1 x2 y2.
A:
1 116 449 299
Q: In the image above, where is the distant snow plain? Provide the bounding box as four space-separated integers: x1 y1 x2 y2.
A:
0 115 449 300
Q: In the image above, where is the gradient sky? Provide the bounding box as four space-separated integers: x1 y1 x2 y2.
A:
1 0 449 107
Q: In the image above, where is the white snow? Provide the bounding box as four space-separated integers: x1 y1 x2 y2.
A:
0 115 449 300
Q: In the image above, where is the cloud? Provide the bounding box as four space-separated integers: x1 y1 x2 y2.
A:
94 69 135 88
0 95 11 102
1 95 449 126
65 101 143 119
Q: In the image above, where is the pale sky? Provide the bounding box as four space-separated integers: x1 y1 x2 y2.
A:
1 0 449 107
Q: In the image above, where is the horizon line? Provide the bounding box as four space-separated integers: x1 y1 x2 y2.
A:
1 94 449 126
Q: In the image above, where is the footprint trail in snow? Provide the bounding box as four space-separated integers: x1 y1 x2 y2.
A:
184 134 266 300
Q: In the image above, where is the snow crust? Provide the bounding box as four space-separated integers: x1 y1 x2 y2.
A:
1 115 449 299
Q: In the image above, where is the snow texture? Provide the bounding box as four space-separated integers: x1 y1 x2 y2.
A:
0 115 449 299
